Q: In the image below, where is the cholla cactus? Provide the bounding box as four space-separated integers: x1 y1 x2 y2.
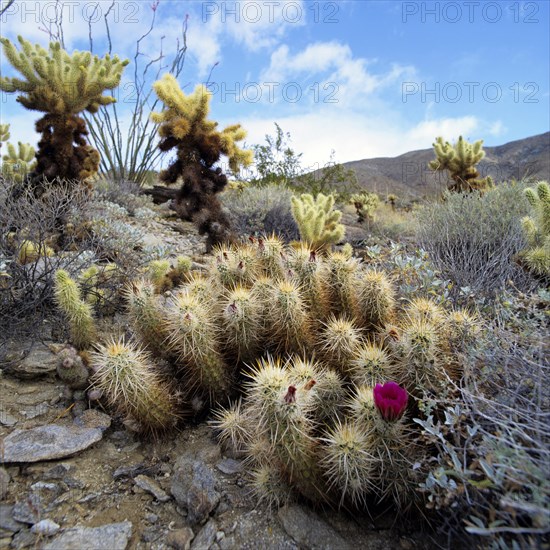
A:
2 141 36 183
520 181 550 277
53 269 97 349
0 123 9 146
429 136 493 193
290 193 345 251
350 192 380 223
0 36 128 191
150 74 253 249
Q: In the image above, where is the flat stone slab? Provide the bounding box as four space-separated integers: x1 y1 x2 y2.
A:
278 504 351 550
42 521 132 550
0 424 103 463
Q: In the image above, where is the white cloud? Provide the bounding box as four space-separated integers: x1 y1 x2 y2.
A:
235 110 496 169
260 41 415 108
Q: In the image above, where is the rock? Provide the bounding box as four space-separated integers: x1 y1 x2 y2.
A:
42 463 73 480
9 528 35 548
166 527 195 550
31 519 60 536
216 459 243 475
134 474 171 503
0 469 9 500
8 343 58 379
113 462 159 480
278 504 351 550
0 411 17 427
171 461 220 525
141 526 162 543
42 521 132 550
73 409 112 431
0 505 22 533
12 493 43 524
0 424 103 463
191 520 217 550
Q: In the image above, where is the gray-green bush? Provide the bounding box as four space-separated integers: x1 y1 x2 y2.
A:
415 181 533 295
221 185 300 241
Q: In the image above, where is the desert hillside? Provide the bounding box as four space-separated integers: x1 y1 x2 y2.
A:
334 132 550 199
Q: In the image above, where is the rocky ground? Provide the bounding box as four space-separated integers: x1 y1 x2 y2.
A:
1 203 442 550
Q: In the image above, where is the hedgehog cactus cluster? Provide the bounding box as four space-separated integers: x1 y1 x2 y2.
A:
73 235 480 507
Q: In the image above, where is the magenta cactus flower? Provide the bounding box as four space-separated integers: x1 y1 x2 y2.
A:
373 382 408 421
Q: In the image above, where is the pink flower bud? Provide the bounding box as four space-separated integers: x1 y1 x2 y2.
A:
373 382 408 422
284 385 297 404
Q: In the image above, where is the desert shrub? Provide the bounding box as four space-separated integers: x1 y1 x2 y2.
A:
0 180 94 362
93 178 155 216
415 181 533 295
366 202 417 242
221 184 299 241
416 289 549 548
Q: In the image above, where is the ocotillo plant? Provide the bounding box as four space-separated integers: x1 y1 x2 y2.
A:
150 74 253 249
0 36 128 194
429 135 493 193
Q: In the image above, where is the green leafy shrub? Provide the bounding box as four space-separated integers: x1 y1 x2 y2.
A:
415 181 533 295
220 184 299 241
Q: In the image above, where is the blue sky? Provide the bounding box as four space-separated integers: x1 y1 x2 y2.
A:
1 0 549 174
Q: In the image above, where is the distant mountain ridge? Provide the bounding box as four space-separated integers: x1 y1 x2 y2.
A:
335 132 550 199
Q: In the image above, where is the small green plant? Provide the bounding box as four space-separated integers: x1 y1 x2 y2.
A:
429 136 493 193
290 193 345 251
519 181 550 277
